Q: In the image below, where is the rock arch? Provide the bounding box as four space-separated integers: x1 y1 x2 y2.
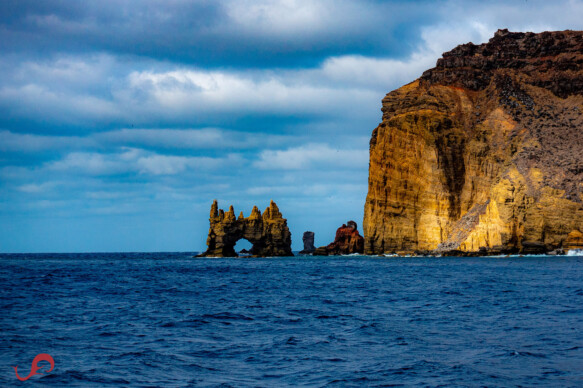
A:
197 200 293 257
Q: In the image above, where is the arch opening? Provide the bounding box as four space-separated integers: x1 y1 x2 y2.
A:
234 238 253 256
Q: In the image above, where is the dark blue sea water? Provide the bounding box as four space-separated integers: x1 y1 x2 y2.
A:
2 253 583 387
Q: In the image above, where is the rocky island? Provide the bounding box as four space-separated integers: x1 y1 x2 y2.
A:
198 200 293 257
364 29 583 256
299 231 316 254
314 221 365 255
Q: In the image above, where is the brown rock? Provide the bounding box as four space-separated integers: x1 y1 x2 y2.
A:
198 200 293 257
364 29 583 255
564 230 583 252
314 220 365 255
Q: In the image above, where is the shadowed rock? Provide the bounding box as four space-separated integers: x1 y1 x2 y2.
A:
299 231 316 254
198 200 293 257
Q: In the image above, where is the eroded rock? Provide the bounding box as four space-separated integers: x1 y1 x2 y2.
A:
299 231 316 254
364 29 583 255
198 200 293 257
314 221 364 256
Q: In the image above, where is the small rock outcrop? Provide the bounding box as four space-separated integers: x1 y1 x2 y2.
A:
198 200 293 257
565 230 583 251
299 231 316 254
364 29 583 255
314 221 365 255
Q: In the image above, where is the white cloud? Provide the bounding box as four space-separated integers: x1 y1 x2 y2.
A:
2 1 583 131
246 182 364 196
98 128 223 149
319 53 436 90
0 130 91 151
16 54 117 89
0 128 303 153
47 151 130 175
223 0 377 37
85 191 128 200
44 148 245 176
254 143 368 170
120 67 379 118
226 0 327 34
0 83 120 124
135 154 239 175
17 182 59 193
96 128 300 150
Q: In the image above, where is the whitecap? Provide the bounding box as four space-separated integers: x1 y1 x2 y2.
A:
567 249 583 257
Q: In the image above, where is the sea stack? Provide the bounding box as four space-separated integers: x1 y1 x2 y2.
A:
364 29 583 255
299 231 316 254
198 200 293 257
314 221 365 255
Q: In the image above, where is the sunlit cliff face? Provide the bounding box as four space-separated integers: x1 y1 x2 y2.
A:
364 30 583 255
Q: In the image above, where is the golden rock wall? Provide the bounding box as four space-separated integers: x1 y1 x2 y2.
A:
364 30 583 255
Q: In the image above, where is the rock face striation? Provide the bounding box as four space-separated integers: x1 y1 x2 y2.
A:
314 221 365 255
364 29 583 255
299 231 316 254
198 200 293 257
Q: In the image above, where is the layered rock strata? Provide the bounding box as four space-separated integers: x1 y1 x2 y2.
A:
299 231 316 254
314 221 365 255
364 29 583 255
198 200 293 257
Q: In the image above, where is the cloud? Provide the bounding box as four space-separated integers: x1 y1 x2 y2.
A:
136 153 239 175
0 55 383 128
120 67 380 120
318 53 435 91
2 0 583 252
0 49 436 130
44 148 245 176
225 0 332 35
96 128 301 150
246 182 364 196
0 128 306 154
46 151 132 175
17 182 59 193
0 0 431 67
2 0 583 72
97 128 225 149
254 143 368 170
223 0 386 39
0 83 120 125
6 0 583 132
0 130 92 151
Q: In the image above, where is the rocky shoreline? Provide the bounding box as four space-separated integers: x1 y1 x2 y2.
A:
196 30 582 258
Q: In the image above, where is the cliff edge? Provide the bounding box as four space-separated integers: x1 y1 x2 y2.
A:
364 29 583 255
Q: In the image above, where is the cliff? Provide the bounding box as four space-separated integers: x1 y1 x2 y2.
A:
364 29 583 255
198 200 293 257
314 221 365 255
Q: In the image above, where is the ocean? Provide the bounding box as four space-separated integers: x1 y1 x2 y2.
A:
1 253 583 387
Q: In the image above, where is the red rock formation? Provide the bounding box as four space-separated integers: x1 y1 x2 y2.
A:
314 221 364 255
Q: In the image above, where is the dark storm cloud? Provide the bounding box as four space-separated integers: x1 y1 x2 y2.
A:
0 0 437 68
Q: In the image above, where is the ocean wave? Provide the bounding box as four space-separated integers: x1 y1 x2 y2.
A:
2 253 583 386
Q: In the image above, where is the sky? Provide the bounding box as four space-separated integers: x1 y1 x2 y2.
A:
1 0 582 253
